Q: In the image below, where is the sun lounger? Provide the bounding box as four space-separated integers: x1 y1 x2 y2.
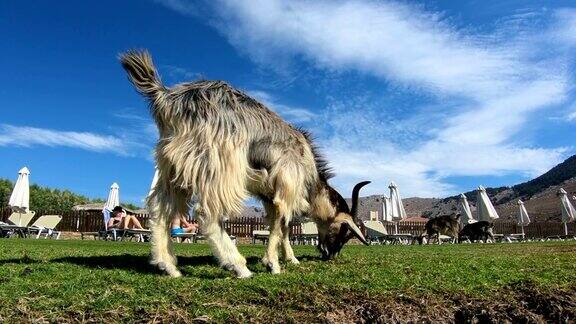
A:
363 220 392 245
0 211 36 238
437 234 456 244
500 233 524 243
385 233 415 245
296 222 319 245
172 231 196 243
81 209 148 241
546 234 576 241
26 215 63 239
252 229 270 244
121 228 151 242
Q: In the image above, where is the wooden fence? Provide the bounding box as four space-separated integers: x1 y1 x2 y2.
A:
1 207 575 238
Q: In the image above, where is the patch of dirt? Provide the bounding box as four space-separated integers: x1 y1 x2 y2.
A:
6 282 575 323
321 283 576 323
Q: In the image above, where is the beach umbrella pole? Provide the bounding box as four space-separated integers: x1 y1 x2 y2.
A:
521 225 525 239
565 222 569 236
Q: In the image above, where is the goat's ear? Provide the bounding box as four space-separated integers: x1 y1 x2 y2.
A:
342 217 369 246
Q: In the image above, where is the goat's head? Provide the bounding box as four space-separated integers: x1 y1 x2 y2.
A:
314 181 371 260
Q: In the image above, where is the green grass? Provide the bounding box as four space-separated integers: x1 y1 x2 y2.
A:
0 240 575 322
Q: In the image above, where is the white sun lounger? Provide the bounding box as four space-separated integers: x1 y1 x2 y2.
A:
27 215 62 239
363 220 391 244
296 222 318 245
252 229 270 244
0 211 36 238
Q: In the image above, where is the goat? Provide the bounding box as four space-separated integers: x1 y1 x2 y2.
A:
417 214 460 244
120 50 370 278
459 221 494 243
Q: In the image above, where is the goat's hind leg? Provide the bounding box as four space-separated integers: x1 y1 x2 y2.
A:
281 219 299 264
261 201 286 274
148 192 186 277
200 214 252 278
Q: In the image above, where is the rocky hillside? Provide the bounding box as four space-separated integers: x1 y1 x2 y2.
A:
354 155 576 222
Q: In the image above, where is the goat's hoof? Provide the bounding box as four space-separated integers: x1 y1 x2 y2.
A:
235 267 253 279
261 257 269 266
157 261 166 271
167 268 182 278
287 257 300 264
267 263 281 274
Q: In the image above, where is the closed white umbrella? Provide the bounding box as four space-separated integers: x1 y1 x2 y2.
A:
381 196 393 222
389 181 407 234
476 186 499 222
102 182 120 231
103 182 120 212
459 193 475 225
147 169 159 198
558 188 575 235
9 167 30 214
517 199 530 238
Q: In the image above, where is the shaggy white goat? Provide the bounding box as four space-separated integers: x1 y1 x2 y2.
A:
121 50 369 278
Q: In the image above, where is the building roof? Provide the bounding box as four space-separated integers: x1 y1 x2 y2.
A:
72 203 140 214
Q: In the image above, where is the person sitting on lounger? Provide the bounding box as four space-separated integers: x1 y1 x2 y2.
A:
107 206 145 230
170 214 198 236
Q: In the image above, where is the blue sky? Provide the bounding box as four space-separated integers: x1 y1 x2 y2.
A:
1 0 576 206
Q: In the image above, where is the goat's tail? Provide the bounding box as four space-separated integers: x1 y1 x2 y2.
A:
120 50 165 100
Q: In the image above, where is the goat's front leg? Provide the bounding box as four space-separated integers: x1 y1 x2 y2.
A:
200 215 252 278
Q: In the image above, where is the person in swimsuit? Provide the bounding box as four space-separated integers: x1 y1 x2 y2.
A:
170 214 198 236
107 206 145 230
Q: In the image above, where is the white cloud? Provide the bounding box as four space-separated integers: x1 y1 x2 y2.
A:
153 0 199 16
248 90 318 123
0 109 159 159
111 109 159 160
0 124 128 154
552 8 576 46
161 64 201 81
157 0 575 196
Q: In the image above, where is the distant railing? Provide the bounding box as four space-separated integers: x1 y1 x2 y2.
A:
1 207 574 238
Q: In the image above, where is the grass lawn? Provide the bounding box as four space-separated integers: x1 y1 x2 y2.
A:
1 239 575 323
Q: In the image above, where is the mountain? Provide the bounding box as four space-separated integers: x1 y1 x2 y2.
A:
354 155 576 222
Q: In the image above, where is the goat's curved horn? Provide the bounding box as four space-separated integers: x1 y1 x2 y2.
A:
343 218 369 246
350 181 371 219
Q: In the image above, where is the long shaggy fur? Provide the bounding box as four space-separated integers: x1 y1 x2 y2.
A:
120 51 368 277
122 51 317 218
121 50 367 277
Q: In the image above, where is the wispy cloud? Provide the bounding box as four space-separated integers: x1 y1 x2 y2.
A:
161 64 202 82
156 0 575 196
152 0 199 16
0 108 159 159
0 124 128 154
111 108 158 160
565 102 576 122
248 90 317 124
